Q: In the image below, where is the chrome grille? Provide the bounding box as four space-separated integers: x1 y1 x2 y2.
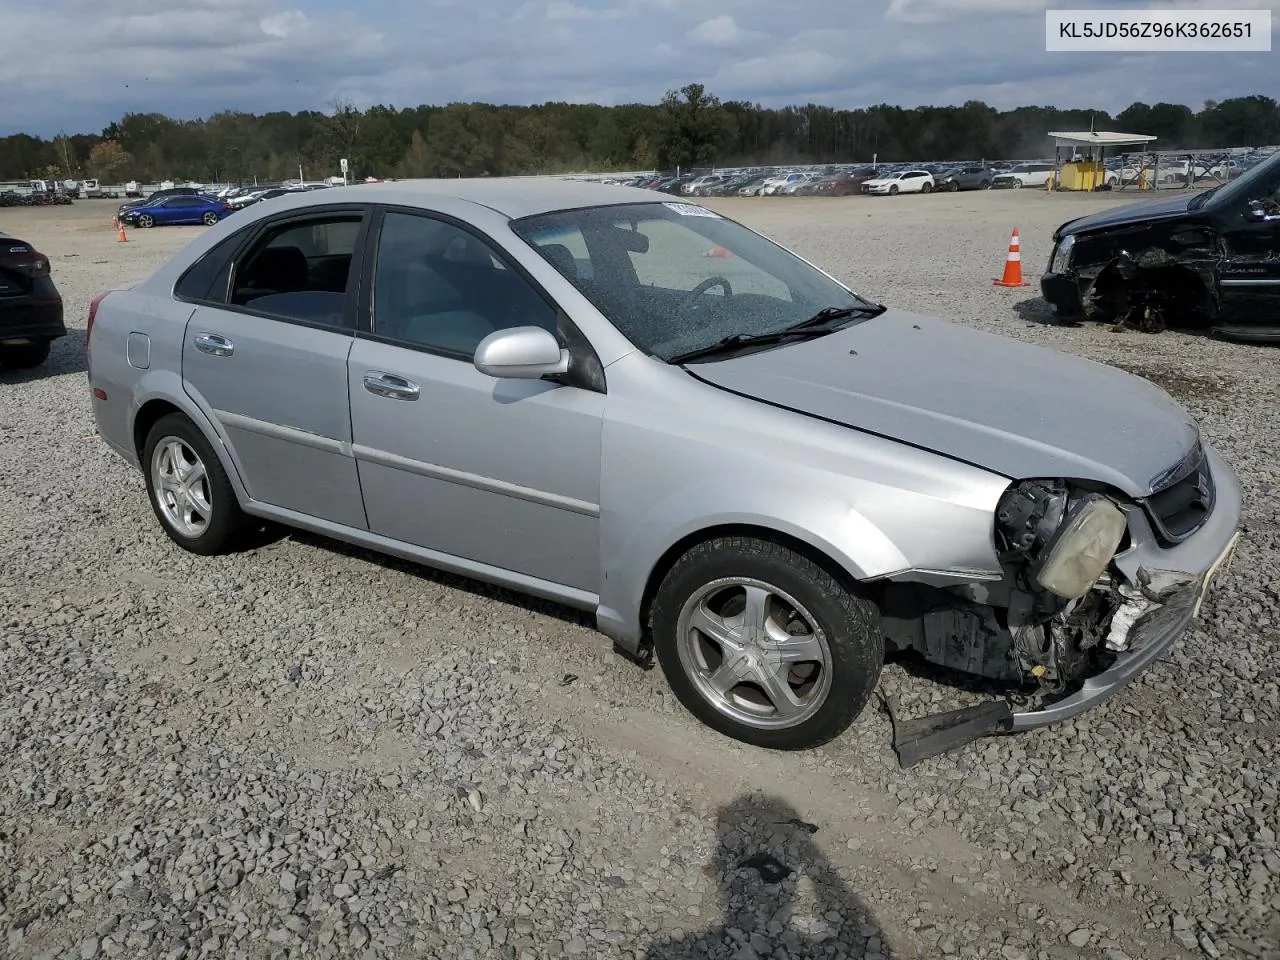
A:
1141 442 1215 545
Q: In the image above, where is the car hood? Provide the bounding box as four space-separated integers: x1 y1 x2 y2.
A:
686 310 1199 497
1055 192 1201 238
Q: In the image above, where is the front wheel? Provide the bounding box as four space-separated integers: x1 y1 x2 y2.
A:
202 211 219 225
137 214 155 227
888 184 898 195
651 537 883 750
142 413 251 555
1012 179 1024 189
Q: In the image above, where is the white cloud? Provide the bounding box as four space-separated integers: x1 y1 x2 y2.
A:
687 15 745 47
0 0 1267 137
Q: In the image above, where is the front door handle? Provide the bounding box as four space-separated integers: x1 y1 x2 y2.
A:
363 371 420 401
194 332 234 357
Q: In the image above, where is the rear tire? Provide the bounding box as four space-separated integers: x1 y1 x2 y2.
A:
651 536 883 750
4 341 51 369
202 211 219 225
142 413 251 556
921 182 932 194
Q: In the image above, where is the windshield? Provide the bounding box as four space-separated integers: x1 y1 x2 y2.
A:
511 201 873 361
1201 150 1280 210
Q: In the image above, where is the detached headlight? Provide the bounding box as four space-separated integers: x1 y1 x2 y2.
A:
1050 233 1075 273
1032 496 1127 599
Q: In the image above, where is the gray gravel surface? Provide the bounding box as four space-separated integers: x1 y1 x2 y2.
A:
2 193 1277 960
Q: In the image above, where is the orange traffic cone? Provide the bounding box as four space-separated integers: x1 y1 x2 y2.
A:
117 222 128 243
993 228 1027 287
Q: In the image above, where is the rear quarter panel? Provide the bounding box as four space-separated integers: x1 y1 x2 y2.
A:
90 291 235 485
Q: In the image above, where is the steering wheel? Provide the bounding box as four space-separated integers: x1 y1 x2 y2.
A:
679 276 734 312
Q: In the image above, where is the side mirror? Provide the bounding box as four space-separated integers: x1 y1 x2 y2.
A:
473 326 570 380
1244 200 1280 222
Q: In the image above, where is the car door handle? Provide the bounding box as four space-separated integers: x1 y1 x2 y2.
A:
363 371 420 401
194 333 234 357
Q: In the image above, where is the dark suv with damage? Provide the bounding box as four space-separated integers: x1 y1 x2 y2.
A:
1041 149 1280 342
0 232 65 368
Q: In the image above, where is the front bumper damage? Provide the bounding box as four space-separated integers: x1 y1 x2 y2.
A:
886 442 1243 766
1009 531 1238 731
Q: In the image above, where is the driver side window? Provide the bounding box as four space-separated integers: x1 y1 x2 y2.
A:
372 211 558 357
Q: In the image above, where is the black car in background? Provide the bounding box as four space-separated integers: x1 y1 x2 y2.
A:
0 232 65 369
1041 148 1280 342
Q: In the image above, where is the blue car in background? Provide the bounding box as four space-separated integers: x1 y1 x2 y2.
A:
119 194 231 228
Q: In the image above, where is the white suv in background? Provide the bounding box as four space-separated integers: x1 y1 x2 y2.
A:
991 162 1056 189
862 170 935 195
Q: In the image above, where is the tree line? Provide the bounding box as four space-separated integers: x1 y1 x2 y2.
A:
2 87 1277 186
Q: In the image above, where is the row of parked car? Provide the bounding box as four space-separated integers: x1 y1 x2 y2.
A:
113 182 341 228
612 161 1062 198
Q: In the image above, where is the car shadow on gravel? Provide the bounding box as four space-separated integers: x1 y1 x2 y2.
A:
1012 296 1072 327
276 529 597 630
0 330 86 381
644 793 892 959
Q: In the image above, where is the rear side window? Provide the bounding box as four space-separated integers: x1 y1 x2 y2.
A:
229 214 365 328
174 233 245 303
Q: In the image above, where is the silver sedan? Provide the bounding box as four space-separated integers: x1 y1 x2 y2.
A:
85 180 1242 756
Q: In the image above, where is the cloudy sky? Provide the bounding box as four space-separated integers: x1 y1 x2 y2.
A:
1 0 1275 136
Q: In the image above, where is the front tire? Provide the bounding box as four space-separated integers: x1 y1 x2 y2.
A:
651 537 884 750
4 341 51 369
142 413 250 555
137 214 155 227
888 184 898 195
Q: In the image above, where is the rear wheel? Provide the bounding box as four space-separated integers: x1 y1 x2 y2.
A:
142 413 250 555
921 182 932 194
651 536 883 750
980 179 991 189
3 341 51 369
202 211 219 225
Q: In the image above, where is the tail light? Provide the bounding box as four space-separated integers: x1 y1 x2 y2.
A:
87 290 109 344
6 249 51 277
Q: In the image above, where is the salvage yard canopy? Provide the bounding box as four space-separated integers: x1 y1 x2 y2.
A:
1048 130 1159 150
1047 130 1159 191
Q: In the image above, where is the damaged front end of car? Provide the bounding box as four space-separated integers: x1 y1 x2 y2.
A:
879 444 1241 767
1045 220 1221 333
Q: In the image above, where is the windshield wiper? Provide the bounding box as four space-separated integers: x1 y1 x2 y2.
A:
787 303 886 330
668 304 885 364
1189 185 1219 209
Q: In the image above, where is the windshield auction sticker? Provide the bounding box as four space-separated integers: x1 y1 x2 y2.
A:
1045 8 1270 51
663 202 722 218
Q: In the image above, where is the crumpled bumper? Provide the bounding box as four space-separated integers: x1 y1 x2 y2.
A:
1010 441 1243 730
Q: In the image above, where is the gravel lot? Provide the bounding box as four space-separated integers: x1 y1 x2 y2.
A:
2 191 1277 960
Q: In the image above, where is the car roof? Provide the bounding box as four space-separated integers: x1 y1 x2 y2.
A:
270 178 670 220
